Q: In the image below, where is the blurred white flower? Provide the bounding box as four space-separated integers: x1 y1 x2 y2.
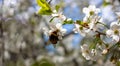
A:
106 22 120 43
4 50 10 59
83 5 100 17
116 12 120 19
91 49 97 56
56 47 65 55
53 56 65 63
81 44 91 60
116 12 120 17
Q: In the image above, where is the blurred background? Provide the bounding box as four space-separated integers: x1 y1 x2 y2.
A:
0 0 120 66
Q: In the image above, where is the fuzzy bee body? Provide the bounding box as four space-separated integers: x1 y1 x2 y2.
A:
49 30 59 44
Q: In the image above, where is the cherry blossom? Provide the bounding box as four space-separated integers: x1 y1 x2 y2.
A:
83 5 100 17
106 22 120 43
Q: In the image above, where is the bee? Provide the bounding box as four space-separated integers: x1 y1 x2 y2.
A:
49 29 59 44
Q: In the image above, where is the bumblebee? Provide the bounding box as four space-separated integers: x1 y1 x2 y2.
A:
49 29 59 44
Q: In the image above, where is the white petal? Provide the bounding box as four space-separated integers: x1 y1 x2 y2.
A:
85 55 91 60
99 18 103 22
110 22 120 30
83 16 88 22
52 13 59 17
102 49 108 54
89 5 96 11
53 10 57 13
106 30 114 36
80 32 86 37
48 30 53 35
73 28 79 33
83 7 88 13
91 49 96 54
89 22 95 29
95 8 101 14
61 15 66 21
115 12 120 17
112 35 119 42
61 28 66 34
81 44 89 51
82 53 91 60
83 7 90 16
85 29 91 33
42 28 49 36
75 24 80 28
56 23 62 29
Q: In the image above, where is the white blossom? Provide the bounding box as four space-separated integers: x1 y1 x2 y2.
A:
54 23 66 36
73 16 102 36
81 44 91 60
4 50 10 59
106 22 120 43
73 23 86 36
83 5 100 17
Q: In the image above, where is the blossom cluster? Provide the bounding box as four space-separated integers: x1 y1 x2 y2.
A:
37 1 120 63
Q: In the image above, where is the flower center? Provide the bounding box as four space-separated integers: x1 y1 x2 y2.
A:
114 30 119 35
90 11 94 15
79 26 83 30
85 50 89 53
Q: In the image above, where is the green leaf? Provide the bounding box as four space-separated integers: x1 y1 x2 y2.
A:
36 0 52 15
63 19 73 24
36 0 49 8
55 5 60 12
38 8 52 15
76 20 85 26
102 0 111 7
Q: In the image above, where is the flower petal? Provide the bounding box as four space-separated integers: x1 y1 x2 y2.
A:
52 13 59 17
110 22 120 30
106 30 114 36
112 35 119 42
83 7 90 16
115 12 120 17
56 23 62 29
89 5 96 11
61 28 66 34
